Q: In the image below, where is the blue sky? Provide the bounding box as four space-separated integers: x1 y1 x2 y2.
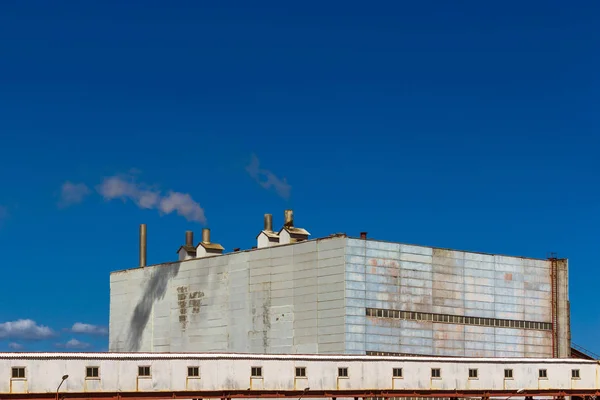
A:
0 1 598 353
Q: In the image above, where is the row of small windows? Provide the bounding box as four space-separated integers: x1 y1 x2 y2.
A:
10 366 189 379
366 308 553 331
9 366 582 380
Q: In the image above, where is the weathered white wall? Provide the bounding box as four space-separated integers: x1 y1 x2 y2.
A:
109 236 346 354
344 238 564 358
257 233 276 248
110 235 569 359
0 353 595 394
279 229 292 245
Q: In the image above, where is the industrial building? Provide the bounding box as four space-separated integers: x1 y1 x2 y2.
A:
109 210 570 359
1 353 597 399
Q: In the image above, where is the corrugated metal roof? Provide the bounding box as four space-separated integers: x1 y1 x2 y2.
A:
198 242 224 251
0 353 594 363
176 245 196 254
279 226 310 236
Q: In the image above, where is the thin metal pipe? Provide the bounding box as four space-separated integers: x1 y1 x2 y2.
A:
139 224 147 267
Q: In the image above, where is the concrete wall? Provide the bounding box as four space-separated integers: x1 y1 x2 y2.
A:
556 259 570 358
109 236 346 353
344 238 562 358
110 235 568 359
0 353 595 395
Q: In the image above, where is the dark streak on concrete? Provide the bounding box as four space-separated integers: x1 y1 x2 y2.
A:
262 282 272 352
127 262 181 351
189 291 204 314
177 286 189 330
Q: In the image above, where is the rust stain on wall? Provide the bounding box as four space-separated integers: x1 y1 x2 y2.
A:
505 273 513 281
369 258 399 268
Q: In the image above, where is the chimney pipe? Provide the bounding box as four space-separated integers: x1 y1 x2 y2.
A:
185 231 194 247
202 228 211 243
284 209 294 227
139 224 147 267
360 232 368 240
264 214 273 231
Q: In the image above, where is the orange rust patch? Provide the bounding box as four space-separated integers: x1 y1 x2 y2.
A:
505 273 513 281
369 259 377 266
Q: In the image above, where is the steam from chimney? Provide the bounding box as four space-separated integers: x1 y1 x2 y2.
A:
139 224 147 267
284 209 294 227
264 214 273 232
202 228 211 243
185 231 194 247
97 173 207 223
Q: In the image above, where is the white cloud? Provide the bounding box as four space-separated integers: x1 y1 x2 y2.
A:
96 174 206 223
56 338 90 349
58 182 91 207
70 322 108 336
0 319 54 340
159 192 206 222
246 154 291 199
8 342 23 350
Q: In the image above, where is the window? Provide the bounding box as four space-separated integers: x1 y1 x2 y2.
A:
86 367 99 378
469 369 478 379
11 368 25 379
572 369 580 379
431 368 441 378
504 369 513 379
138 366 151 377
393 368 403 378
539 369 547 379
251 367 262 377
188 367 199 377
338 367 348 377
295 367 306 377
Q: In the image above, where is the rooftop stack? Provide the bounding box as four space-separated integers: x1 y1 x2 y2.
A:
177 230 197 261
139 223 147 267
257 213 280 248
278 209 310 244
195 228 224 258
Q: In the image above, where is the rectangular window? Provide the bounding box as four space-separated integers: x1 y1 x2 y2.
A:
431 368 441 378
469 369 478 379
251 367 262 377
138 366 151 377
393 368 403 378
539 369 547 379
86 367 99 378
11 367 25 379
338 367 348 377
504 369 513 379
188 367 199 377
295 367 306 377
572 369 580 379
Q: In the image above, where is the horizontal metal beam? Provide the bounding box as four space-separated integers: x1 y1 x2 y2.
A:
3 389 600 400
